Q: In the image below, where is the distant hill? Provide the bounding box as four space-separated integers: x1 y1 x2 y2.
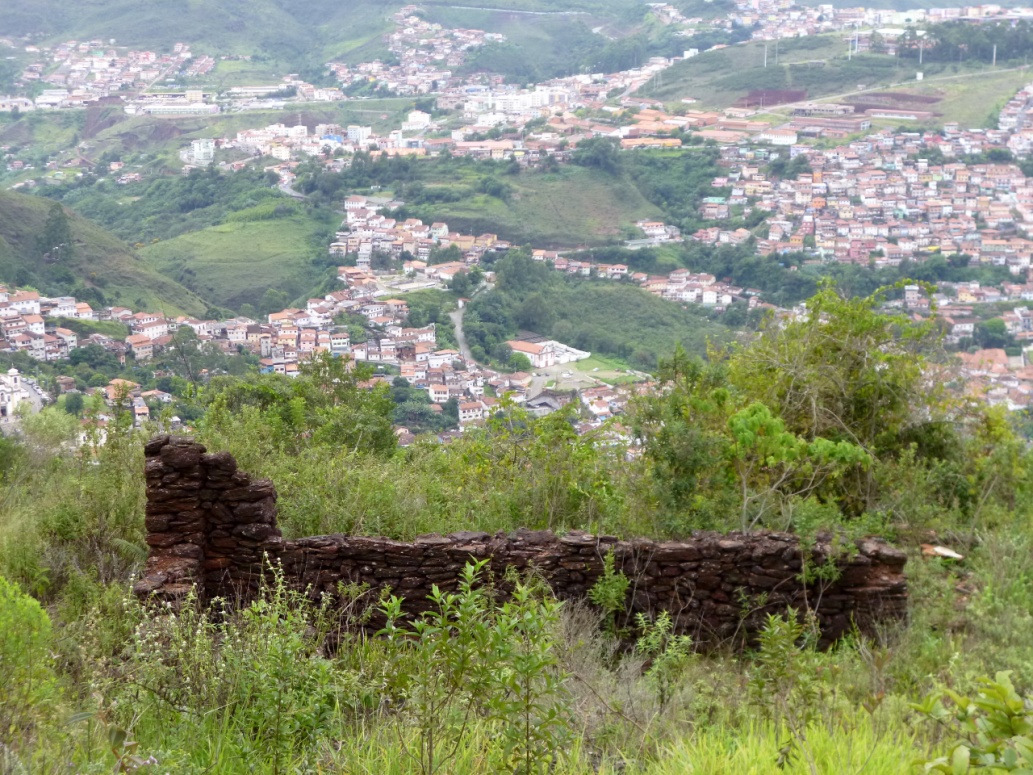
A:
2 0 398 73
0 0 646 76
0 190 209 317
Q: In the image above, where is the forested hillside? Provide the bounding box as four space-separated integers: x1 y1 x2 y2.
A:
0 189 208 316
464 250 732 368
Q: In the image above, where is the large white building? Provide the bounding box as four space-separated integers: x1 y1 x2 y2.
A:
187 138 215 164
0 368 33 424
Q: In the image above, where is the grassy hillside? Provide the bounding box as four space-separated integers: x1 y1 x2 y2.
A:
639 35 975 108
463 250 730 369
748 65 1031 131
140 212 336 310
406 166 662 248
0 190 208 316
420 8 618 82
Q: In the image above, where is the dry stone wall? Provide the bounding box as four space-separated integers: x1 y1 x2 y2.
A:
135 436 909 647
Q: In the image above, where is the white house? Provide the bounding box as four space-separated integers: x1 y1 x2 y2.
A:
506 340 556 369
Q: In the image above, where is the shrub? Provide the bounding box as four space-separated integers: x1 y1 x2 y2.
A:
379 561 570 774
914 672 1033 772
0 575 58 740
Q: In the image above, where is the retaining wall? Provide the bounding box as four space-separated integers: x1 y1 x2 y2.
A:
134 436 909 646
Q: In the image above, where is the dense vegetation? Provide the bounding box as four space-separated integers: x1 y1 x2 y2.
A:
33 167 343 312
4 284 1033 771
898 20 1033 66
41 166 292 244
464 249 732 368
0 189 208 316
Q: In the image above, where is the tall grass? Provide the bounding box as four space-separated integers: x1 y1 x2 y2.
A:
3 409 1033 772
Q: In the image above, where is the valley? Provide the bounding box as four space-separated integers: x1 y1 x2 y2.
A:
6 0 1033 773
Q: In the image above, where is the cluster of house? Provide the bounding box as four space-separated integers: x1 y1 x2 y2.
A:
860 284 1033 410
438 50 680 132
328 192 741 308
0 275 641 434
327 6 504 97
331 194 510 266
5 40 194 111
953 347 1033 412
221 113 434 162
256 280 443 375
0 288 84 361
998 82 1033 156
714 0 1033 46
685 95 1033 271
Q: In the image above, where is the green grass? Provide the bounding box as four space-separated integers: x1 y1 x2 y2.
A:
411 166 662 248
640 35 988 109
753 65 1032 131
916 67 1033 129
49 317 129 338
570 354 645 385
0 190 208 316
140 213 336 310
641 718 926 774
190 58 288 89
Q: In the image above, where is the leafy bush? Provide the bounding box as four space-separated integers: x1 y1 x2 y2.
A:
0 575 58 740
379 560 570 774
914 672 1033 772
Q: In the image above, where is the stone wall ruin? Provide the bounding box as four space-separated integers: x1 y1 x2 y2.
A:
134 436 909 646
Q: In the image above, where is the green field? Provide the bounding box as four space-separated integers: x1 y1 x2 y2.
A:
912 67 1032 129
754 65 1032 131
0 190 208 316
409 166 662 248
568 353 646 386
140 213 336 310
191 58 289 89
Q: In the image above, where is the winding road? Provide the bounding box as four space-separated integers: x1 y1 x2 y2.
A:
448 282 494 367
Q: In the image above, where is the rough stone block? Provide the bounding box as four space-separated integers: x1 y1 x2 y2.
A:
134 436 910 649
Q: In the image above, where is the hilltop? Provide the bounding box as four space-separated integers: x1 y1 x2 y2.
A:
1 0 649 79
3 0 394 74
0 189 209 316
